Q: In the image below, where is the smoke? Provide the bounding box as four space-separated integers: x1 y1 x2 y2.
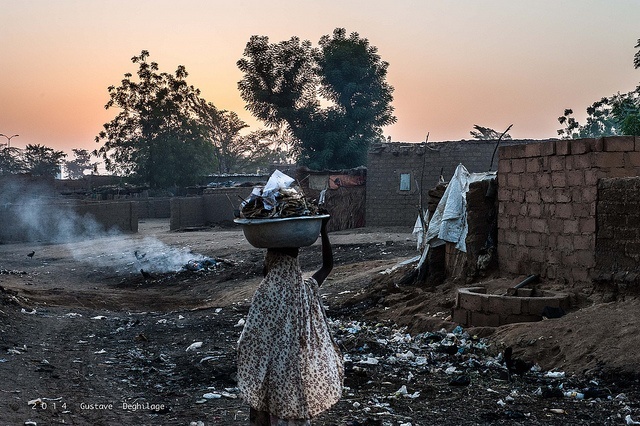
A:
65 235 206 274
1 179 205 274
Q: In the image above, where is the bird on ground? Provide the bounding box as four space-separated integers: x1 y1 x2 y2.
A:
27 251 35 259
503 347 534 378
140 269 154 280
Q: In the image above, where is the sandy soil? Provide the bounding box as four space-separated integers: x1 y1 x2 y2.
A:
1 219 640 425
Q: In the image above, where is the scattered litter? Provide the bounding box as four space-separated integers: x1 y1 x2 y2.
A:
220 391 237 399
545 371 566 378
234 319 245 327
203 392 221 399
94 349 107 354
64 313 83 318
186 342 203 352
20 308 36 315
358 357 379 365
91 315 106 320
626 415 640 425
184 258 219 272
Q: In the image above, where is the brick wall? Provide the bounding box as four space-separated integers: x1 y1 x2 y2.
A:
366 140 533 227
497 136 640 287
595 176 640 288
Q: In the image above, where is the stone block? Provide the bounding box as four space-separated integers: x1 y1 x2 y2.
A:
540 140 556 157
550 156 566 171
571 138 596 154
512 158 526 173
604 136 635 152
452 308 470 325
551 171 567 187
470 311 501 327
524 142 542 158
486 295 522 315
457 291 484 312
592 152 625 169
556 140 570 155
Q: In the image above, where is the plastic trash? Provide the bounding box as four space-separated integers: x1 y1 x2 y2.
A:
203 392 221 399
626 415 640 425
185 342 203 352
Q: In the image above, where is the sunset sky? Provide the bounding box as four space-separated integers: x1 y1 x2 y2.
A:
1 1 639 157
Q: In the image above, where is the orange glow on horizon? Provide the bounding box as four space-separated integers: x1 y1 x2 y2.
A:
1 1 639 156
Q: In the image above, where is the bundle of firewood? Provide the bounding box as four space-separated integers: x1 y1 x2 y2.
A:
240 186 321 219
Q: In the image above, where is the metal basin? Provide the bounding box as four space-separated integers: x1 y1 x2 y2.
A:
234 215 329 248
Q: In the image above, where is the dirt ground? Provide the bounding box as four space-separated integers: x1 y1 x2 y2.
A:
2 219 640 425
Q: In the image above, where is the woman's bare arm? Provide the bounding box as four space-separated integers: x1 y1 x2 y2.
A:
312 217 333 286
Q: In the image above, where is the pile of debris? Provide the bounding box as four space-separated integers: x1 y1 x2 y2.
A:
324 319 634 424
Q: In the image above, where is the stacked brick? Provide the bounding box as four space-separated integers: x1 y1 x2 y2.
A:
497 136 640 287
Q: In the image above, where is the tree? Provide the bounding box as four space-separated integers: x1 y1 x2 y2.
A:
0 147 25 175
237 28 396 170
557 91 640 138
558 38 640 138
65 149 97 179
470 125 512 140
23 144 67 177
95 50 217 188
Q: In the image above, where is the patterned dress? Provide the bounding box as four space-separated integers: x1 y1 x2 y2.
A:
237 251 344 422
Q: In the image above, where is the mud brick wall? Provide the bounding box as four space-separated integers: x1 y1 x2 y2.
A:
135 198 171 219
170 196 207 230
170 187 254 230
75 201 138 233
0 200 138 242
366 140 533 227
497 136 640 287
595 176 640 288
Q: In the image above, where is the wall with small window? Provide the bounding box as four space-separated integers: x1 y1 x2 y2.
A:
366 140 532 227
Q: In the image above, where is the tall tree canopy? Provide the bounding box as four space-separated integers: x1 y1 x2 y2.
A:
23 144 67 177
0 147 25 176
95 50 217 188
237 28 396 170
558 38 640 139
